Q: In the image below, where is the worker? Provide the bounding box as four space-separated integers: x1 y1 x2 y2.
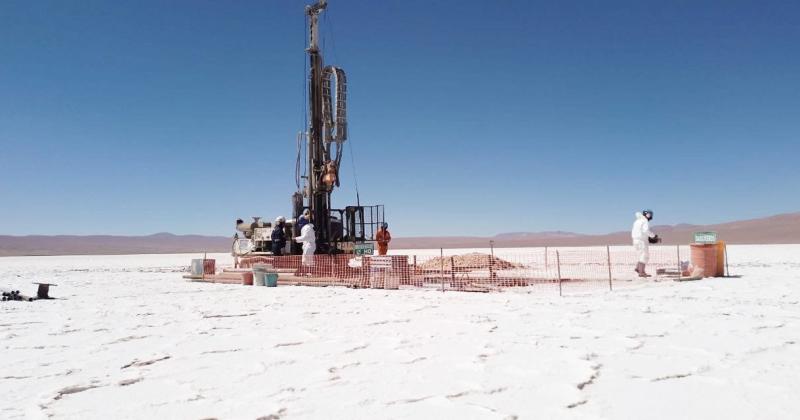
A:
295 221 316 267
271 216 287 256
376 222 391 255
631 209 659 277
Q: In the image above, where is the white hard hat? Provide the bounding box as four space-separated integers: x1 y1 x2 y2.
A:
275 216 286 223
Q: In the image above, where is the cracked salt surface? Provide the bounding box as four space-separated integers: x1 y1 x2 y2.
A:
1 245 799 419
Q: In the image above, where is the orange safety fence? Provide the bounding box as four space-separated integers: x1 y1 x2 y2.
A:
206 245 695 295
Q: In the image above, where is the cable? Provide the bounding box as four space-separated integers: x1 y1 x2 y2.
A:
296 133 302 189
348 139 360 206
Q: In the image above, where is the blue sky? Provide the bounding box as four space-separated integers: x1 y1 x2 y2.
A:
1 0 798 237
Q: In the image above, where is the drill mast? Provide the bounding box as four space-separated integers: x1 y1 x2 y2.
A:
233 0 383 258
300 0 348 253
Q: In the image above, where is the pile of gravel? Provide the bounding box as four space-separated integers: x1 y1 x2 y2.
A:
418 253 521 271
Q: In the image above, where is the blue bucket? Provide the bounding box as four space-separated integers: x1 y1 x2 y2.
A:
266 273 278 287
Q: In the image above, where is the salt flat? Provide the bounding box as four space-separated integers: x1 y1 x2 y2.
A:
2 245 799 419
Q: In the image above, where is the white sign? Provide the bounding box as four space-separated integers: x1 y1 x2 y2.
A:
693 231 717 244
369 256 393 269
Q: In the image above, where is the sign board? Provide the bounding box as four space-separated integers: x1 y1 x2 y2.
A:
367 256 397 289
354 242 374 256
369 256 393 269
693 231 718 244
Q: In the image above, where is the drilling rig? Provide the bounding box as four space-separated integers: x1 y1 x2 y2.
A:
233 0 384 257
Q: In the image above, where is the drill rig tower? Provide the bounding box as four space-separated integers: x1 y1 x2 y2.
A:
298 0 345 254
234 0 383 257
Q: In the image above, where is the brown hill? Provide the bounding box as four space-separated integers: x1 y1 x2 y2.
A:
0 233 231 257
391 212 800 249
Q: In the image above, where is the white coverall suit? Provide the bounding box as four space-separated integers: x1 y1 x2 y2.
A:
295 223 316 266
631 212 655 264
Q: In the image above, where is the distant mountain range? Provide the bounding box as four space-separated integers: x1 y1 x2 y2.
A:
0 233 231 257
392 212 800 249
493 231 585 239
1 212 798 256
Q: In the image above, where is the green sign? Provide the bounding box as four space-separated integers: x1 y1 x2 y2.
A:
354 243 374 256
693 231 717 244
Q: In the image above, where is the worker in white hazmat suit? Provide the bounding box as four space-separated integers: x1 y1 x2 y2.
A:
631 210 659 277
295 222 316 267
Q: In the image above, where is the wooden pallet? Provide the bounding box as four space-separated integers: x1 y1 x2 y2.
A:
184 272 250 285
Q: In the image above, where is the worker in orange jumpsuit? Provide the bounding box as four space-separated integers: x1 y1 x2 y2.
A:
376 222 391 255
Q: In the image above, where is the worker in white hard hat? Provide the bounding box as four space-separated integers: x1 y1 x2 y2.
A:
295 220 316 269
271 216 287 256
631 209 660 277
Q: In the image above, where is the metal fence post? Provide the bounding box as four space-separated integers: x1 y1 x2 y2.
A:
606 245 612 291
450 256 456 289
202 252 207 282
724 243 730 277
489 240 495 280
412 255 418 287
676 245 681 280
556 250 562 297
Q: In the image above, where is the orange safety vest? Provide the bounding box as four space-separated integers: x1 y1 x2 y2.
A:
376 229 391 244
376 229 391 255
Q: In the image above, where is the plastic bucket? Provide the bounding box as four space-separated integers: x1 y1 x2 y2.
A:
252 272 265 286
266 273 278 287
253 264 267 286
242 272 254 286
203 259 216 275
191 259 204 276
